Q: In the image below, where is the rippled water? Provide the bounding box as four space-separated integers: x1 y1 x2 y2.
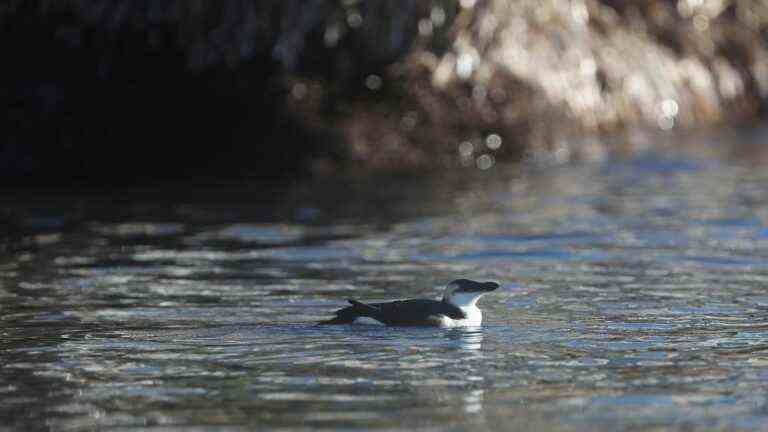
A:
4 154 768 430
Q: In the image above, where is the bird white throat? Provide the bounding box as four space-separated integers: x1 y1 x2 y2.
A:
441 291 486 327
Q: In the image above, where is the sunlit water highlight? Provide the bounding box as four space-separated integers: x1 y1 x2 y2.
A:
4 154 768 430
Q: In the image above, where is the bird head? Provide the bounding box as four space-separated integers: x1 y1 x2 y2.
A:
442 279 499 308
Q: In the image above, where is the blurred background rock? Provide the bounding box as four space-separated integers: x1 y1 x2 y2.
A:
2 0 767 185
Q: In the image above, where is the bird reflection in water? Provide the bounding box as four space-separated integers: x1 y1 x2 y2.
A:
446 327 484 352
445 328 485 414
463 389 485 414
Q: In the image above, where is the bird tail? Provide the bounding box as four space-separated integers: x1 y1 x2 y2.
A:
317 316 351 325
318 299 378 325
347 299 379 315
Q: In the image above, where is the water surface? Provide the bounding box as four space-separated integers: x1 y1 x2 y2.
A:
4 154 768 430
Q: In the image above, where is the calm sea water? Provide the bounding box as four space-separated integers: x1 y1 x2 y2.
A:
4 151 768 431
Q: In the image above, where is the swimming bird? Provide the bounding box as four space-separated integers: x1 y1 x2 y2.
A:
319 279 499 327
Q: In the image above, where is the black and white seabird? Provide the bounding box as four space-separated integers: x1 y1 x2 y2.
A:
320 279 500 327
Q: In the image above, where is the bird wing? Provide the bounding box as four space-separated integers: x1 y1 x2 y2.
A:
348 298 465 326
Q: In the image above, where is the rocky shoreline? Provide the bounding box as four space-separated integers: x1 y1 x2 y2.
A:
2 0 766 184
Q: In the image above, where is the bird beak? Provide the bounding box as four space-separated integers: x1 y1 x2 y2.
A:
480 282 500 292
462 281 499 293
